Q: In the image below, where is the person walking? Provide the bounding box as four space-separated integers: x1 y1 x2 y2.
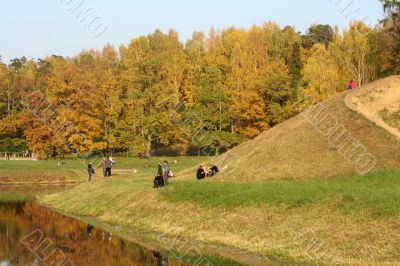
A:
163 160 170 185
105 157 113 177
87 162 95 182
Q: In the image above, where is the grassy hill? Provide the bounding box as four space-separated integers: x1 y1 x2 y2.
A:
39 76 400 265
180 78 400 181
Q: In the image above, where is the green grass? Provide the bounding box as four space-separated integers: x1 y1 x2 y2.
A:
163 169 400 217
0 156 207 184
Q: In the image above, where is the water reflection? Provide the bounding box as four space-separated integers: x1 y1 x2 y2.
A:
0 188 182 266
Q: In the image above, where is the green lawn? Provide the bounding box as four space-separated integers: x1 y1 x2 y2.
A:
163 169 400 217
0 156 207 184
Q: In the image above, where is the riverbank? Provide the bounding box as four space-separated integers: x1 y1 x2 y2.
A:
39 169 400 265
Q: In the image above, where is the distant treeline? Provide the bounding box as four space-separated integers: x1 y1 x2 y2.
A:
0 1 398 158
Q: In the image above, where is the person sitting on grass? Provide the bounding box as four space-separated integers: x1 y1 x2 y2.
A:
207 165 219 177
196 165 206 180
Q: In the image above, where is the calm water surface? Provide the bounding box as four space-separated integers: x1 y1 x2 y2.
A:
0 185 183 266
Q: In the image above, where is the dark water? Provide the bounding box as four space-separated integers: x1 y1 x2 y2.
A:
0 186 183 266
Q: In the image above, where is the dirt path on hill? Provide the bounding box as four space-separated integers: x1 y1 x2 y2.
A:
344 76 400 139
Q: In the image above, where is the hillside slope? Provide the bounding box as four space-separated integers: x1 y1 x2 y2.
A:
345 75 400 138
187 77 400 181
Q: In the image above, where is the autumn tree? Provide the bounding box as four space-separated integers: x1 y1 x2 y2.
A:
0 19 393 158
181 31 206 107
329 21 377 86
289 41 303 102
301 43 345 102
302 24 334 49
257 60 292 126
381 0 400 74
117 30 186 157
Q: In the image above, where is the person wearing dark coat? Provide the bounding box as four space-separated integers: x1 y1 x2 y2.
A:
157 163 163 177
207 165 219 177
153 163 165 188
87 162 95 182
196 166 206 180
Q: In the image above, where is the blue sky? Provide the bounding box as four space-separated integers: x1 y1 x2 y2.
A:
1 0 383 63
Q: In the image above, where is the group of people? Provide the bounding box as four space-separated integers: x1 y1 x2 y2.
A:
87 157 218 185
153 160 174 188
196 165 219 180
87 157 115 182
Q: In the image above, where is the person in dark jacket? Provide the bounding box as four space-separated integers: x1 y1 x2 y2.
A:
87 162 95 182
153 163 165 188
157 163 163 177
196 166 206 180
207 165 219 177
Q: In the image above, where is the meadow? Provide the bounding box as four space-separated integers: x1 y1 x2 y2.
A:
0 156 206 184
164 169 400 217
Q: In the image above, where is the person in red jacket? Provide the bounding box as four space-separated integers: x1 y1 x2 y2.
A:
347 80 357 90
350 80 357 89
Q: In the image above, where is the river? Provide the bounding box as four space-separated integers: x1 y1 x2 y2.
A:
0 185 183 266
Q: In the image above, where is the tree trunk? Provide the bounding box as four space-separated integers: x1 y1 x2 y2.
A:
146 134 152 158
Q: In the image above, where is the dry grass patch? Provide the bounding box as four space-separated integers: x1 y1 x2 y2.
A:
345 75 400 138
